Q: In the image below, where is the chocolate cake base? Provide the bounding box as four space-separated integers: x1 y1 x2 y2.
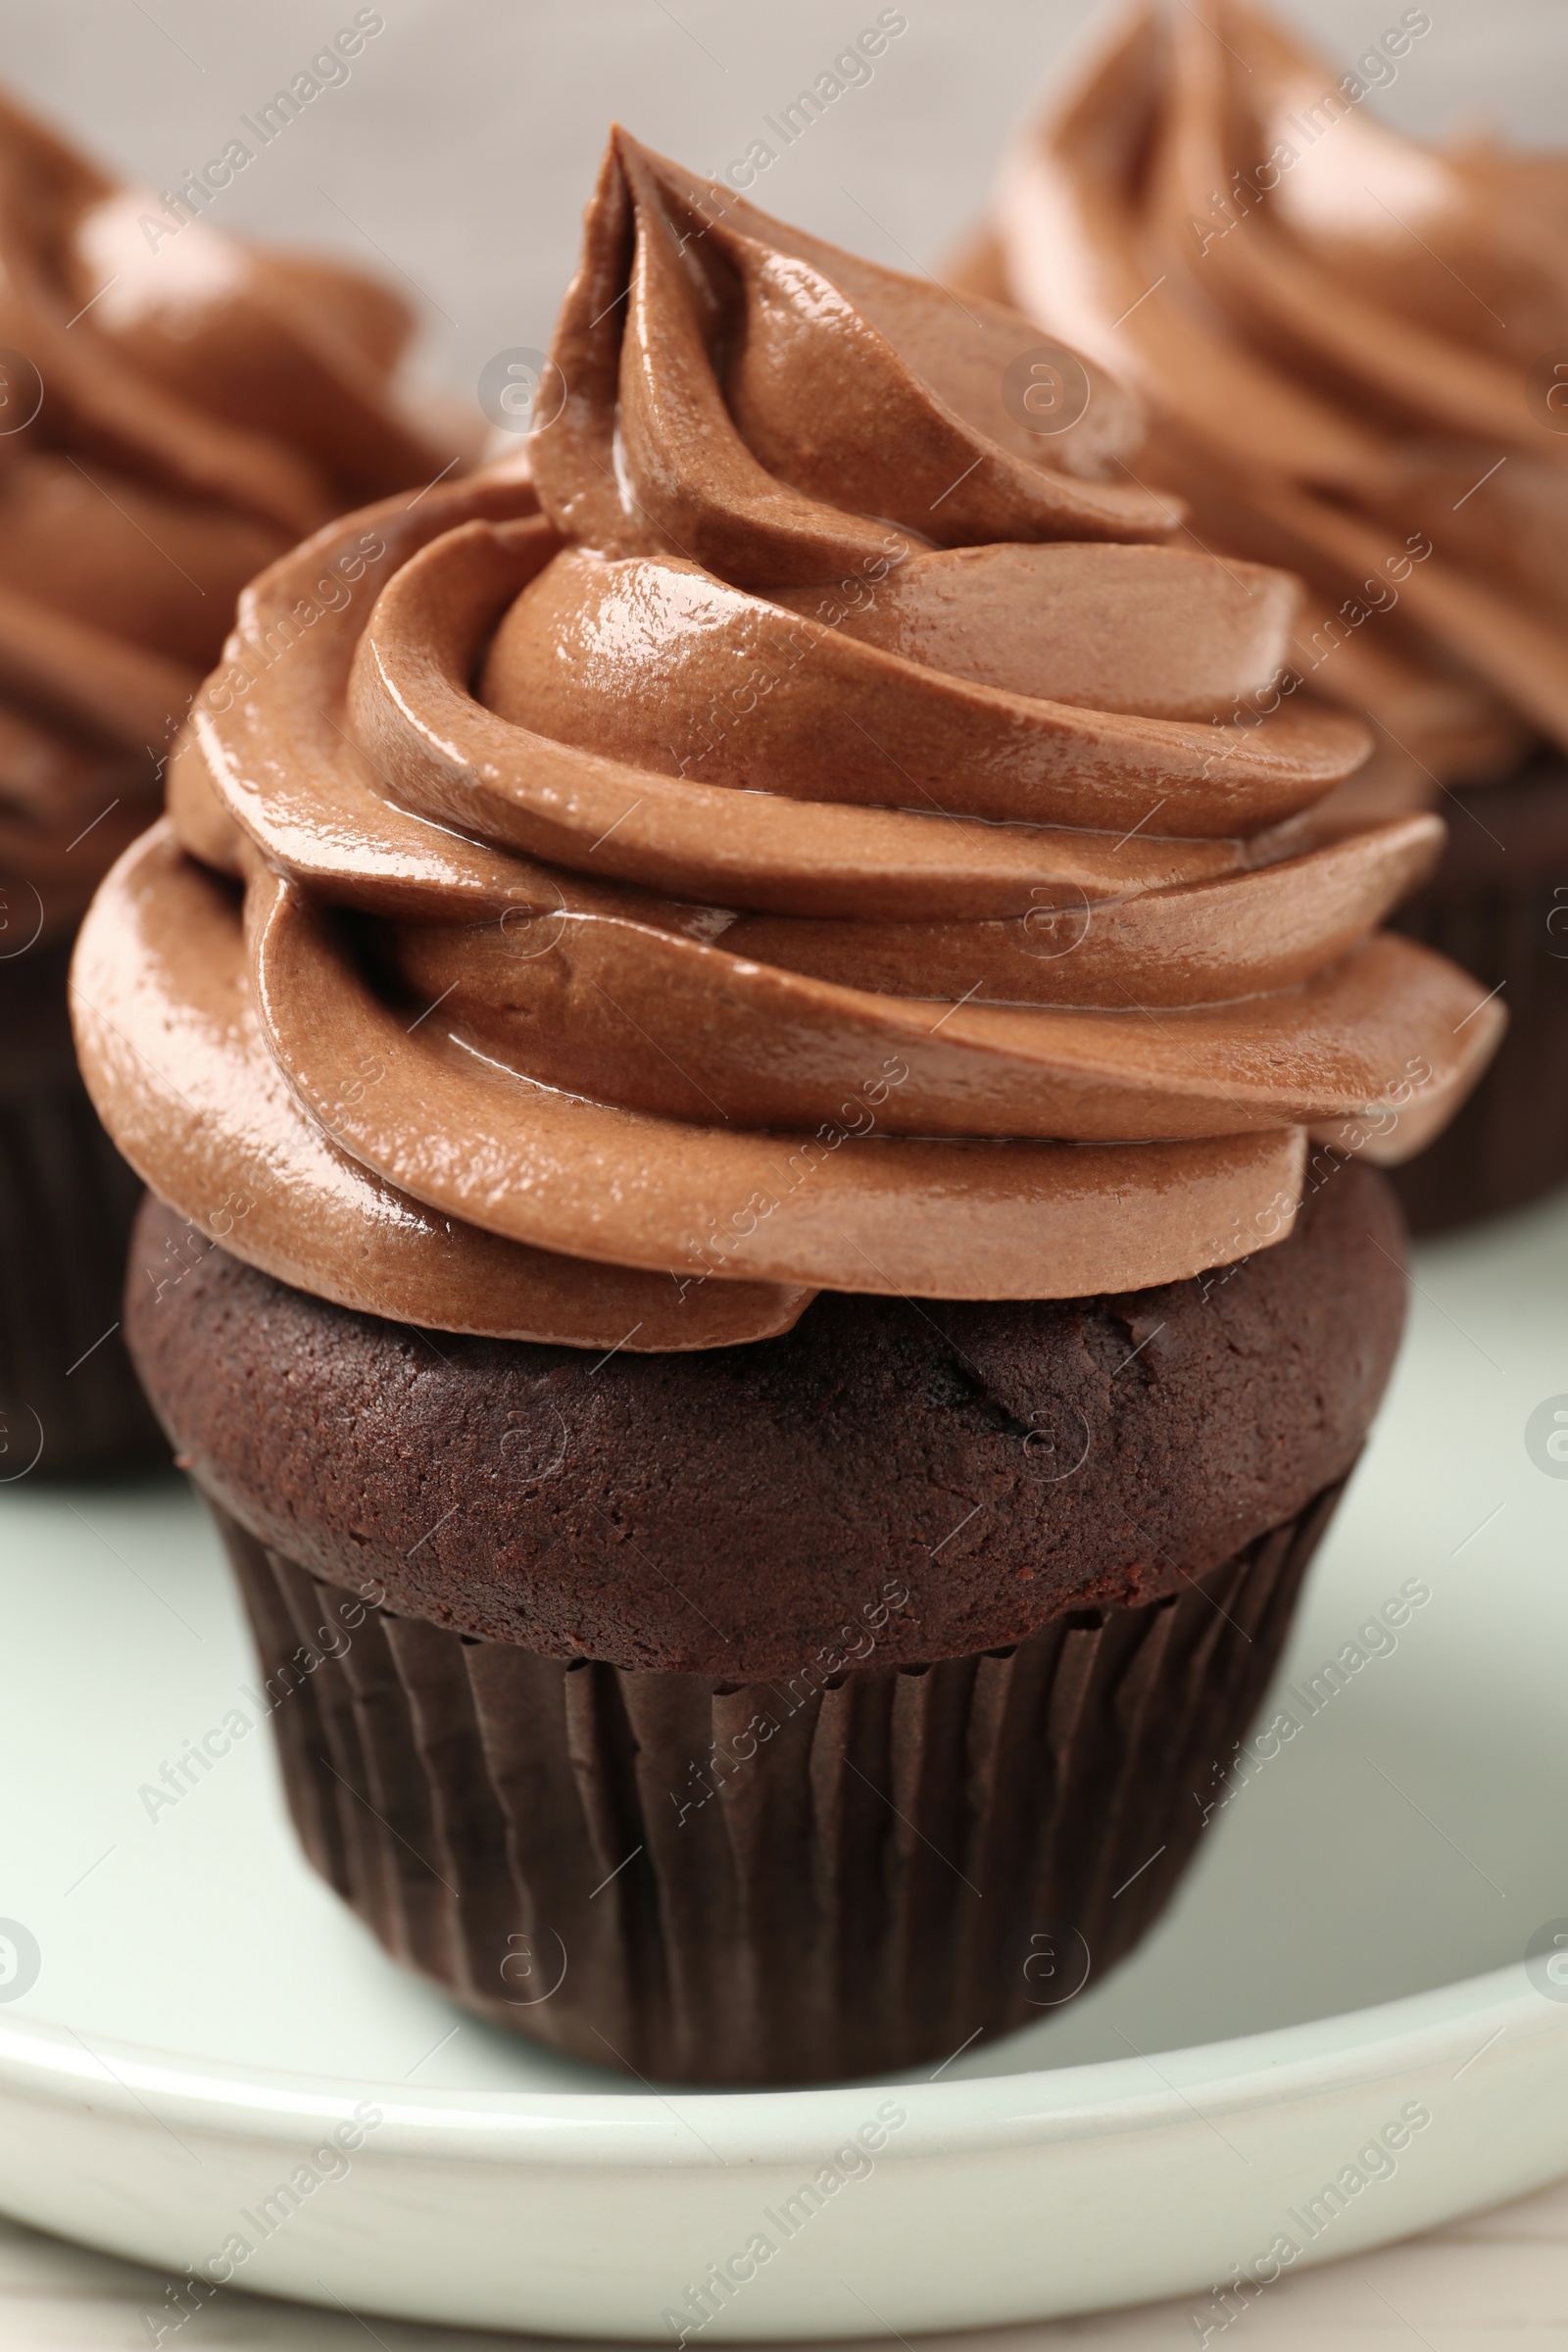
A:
123 1163 1405 1674
1 936 164 1475
125 1168 1405 2083
216 1484 1339 2084
1391 760 1568 1233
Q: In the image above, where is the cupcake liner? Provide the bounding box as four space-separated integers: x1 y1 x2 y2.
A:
1390 773 1568 1233
213 1476 1345 2085
0 946 164 1474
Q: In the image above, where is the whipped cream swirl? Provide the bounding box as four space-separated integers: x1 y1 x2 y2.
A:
0 82 454 944
973 0 1568 793
74 130 1502 1350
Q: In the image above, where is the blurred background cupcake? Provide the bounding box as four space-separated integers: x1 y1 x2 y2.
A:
953 0 1568 1233
0 80 462 1472
77 133 1502 2083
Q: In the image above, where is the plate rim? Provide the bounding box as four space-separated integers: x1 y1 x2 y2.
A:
0 1955 1551 2165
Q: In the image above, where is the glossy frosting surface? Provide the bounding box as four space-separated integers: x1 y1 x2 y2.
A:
978 0 1568 799
0 84 453 944
75 131 1502 1348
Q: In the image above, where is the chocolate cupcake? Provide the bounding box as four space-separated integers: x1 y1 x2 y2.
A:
0 84 459 1469
79 132 1498 2082
961 0 1568 1229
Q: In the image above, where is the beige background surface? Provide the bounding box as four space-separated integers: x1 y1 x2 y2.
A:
2 0 1565 2341
8 2178 1568 2349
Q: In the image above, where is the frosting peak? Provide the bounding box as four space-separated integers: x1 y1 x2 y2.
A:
74 130 1504 1351
531 130 1174 586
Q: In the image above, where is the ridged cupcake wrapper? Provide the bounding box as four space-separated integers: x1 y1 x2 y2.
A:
1393 873 1568 1234
0 1067 164 1475
214 1482 1344 2085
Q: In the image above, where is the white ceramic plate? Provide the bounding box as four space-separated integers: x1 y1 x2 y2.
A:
2 1192 1566 2339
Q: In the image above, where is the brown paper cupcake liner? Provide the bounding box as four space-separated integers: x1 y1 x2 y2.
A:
212 1476 1345 2086
1 939 164 1473
1390 764 1568 1233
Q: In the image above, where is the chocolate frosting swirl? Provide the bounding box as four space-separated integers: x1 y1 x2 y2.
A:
972 0 1568 794
0 83 454 948
74 130 1502 1351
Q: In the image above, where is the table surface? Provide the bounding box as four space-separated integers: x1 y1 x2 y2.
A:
6 2174 1568 2351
